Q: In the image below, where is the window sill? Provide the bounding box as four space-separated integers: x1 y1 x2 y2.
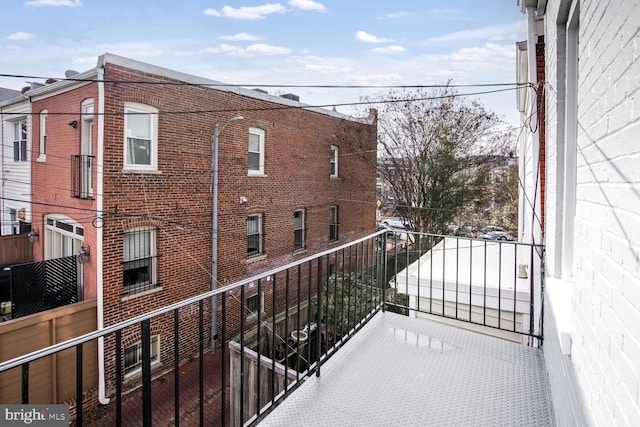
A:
121 285 162 301
328 239 340 246
122 168 162 175
123 361 162 382
330 175 339 180
293 248 307 255
246 254 267 264
248 172 268 177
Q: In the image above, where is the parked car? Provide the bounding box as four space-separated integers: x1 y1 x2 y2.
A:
379 217 406 237
381 217 406 230
480 230 515 241
478 225 506 234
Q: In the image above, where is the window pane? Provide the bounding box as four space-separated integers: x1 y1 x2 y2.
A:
123 259 151 286
124 230 151 261
248 152 260 170
127 137 151 165
248 133 260 152
247 216 261 256
127 113 151 139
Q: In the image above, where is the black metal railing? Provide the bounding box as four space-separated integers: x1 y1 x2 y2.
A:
0 231 543 426
386 231 544 343
2 256 78 320
71 155 94 199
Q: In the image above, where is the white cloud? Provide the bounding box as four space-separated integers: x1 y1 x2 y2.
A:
355 31 393 44
25 0 81 7
380 11 408 19
203 3 286 20
371 45 406 55
425 21 525 44
289 0 326 12
220 32 263 41
246 44 291 55
201 43 290 57
304 63 353 73
448 43 515 71
7 32 36 41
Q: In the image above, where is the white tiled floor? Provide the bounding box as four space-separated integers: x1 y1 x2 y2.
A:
259 311 553 427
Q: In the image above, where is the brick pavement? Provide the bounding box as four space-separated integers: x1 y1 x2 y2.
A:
86 350 229 426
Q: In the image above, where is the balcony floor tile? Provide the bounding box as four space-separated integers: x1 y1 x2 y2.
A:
260 311 553 426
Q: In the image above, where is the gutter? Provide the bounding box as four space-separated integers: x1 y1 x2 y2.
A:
96 63 109 405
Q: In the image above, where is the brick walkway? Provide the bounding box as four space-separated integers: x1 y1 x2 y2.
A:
86 350 229 426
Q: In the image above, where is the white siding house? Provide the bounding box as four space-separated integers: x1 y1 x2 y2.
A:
519 0 640 425
0 94 32 235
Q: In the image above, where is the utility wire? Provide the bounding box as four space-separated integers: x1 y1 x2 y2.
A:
0 73 528 90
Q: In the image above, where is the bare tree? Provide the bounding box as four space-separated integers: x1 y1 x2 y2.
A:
363 86 511 234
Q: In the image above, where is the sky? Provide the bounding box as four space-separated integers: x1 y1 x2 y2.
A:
0 0 527 125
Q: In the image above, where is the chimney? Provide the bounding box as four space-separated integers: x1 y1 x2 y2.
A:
280 93 300 102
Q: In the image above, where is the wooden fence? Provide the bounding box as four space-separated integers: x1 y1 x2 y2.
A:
229 302 311 424
0 233 32 265
0 299 98 404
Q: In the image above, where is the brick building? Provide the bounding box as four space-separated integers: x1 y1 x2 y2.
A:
24 53 377 393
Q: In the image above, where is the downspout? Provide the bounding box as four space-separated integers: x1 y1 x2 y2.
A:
526 6 542 246
96 63 109 405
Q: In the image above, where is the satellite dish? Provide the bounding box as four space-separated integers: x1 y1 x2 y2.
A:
65 70 80 78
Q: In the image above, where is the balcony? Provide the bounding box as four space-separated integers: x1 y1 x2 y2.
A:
0 231 549 426
71 155 94 200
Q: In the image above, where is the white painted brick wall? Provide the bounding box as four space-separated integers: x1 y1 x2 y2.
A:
543 0 640 425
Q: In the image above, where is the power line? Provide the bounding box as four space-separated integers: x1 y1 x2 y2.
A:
0 73 529 90
0 87 523 117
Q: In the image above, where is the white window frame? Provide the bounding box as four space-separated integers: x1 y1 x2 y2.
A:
44 214 84 260
561 1 579 280
13 119 27 162
247 214 263 258
123 227 158 294
124 335 160 377
248 127 265 175
38 110 47 161
294 209 305 251
123 102 158 171
330 145 339 178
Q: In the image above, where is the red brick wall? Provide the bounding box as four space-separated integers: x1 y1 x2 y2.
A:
31 83 99 299
98 63 376 353
28 62 376 393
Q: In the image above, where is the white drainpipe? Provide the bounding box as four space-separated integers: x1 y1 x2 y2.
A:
96 64 110 405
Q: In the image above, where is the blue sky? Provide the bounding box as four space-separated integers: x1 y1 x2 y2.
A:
1 0 527 124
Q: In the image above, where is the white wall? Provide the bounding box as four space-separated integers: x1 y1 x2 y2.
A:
0 98 32 235
543 0 640 425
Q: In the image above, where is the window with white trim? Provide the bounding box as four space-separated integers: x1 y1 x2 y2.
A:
124 335 160 376
330 145 339 178
13 120 27 162
294 209 305 250
44 215 84 260
124 102 158 170
247 214 263 258
39 111 47 160
329 206 339 241
123 227 159 295
248 128 265 175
